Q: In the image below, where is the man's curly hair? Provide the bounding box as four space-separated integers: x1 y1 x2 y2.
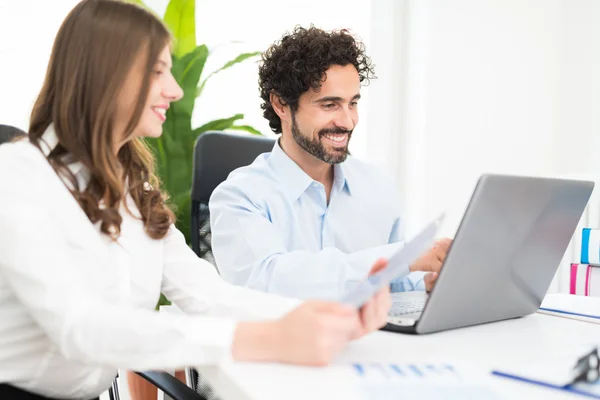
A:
258 25 376 134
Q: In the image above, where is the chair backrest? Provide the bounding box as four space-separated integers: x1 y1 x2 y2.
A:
190 131 275 264
0 124 26 144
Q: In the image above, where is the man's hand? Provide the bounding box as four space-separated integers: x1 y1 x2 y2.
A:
423 272 438 292
410 238 452 291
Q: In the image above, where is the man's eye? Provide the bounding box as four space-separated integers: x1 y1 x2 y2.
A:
322 103 335 109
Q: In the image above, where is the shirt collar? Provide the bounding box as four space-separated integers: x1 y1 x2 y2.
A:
267 139 352 202
333 161 352 196
39 124 88 188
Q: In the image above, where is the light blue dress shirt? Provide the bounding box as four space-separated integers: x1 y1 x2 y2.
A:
209 140 426 300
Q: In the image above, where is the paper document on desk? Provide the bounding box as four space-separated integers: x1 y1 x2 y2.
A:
351 362 501 400
537 293 600 324
340 214 444 308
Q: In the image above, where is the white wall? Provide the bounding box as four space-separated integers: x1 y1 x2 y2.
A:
0 0 81 131
366 0 600 292
554 0 600 179
409 0 562 233
553 0 600 290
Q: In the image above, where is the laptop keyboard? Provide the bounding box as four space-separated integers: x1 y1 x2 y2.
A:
389 295 427 317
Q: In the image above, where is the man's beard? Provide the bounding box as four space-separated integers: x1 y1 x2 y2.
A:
290 112 352 165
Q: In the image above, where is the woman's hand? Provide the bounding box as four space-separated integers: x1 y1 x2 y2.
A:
232 259 394 366
351 258 392 339
232 301 360 366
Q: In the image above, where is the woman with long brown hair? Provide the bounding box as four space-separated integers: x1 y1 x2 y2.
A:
0 1 391 399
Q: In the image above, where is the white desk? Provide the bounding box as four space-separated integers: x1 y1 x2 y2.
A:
197 297 600 400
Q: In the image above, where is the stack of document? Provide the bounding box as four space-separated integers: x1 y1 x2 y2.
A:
538 293 600 324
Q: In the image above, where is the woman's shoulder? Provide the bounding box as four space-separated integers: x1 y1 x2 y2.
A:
0 139 62 194
0 139 49 169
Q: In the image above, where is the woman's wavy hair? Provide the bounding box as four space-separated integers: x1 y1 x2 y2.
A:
258 25 376 134
29 0 175 240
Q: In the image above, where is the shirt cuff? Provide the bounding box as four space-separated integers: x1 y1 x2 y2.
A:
390 270 427 292
182 316 238 366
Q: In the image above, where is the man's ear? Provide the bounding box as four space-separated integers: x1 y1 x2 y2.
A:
270 92 291 123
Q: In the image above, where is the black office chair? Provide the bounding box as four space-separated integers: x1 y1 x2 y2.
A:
0 124 26 144
135 372 204 399
189 130 275 397
106 371 204 400
190 130 276 265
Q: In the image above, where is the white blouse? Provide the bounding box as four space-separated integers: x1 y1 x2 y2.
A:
0 128 298 399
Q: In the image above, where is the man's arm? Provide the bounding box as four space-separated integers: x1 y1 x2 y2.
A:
209 184 406 300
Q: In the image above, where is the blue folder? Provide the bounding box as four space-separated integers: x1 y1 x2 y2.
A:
492 370 600 399
492 347 600 398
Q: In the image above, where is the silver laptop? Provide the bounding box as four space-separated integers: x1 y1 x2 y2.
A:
384 174 594 334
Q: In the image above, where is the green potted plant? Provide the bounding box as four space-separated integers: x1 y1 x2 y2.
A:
136 0 260 248
125 0 261 398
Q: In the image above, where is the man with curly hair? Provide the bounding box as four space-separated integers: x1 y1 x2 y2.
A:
209 26 451 300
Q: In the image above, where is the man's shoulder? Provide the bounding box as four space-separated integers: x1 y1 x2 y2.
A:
211 153 281 201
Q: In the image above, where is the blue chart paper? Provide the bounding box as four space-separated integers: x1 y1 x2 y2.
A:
351 363 500 400
340 214 445 308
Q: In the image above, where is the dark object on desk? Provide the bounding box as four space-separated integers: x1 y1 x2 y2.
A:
190 130 275 266
573 347 599 384
0 124 26 144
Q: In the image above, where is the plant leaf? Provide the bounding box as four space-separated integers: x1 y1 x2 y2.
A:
211 51 260 75
163 0 196 58
171 46 208 119
196 52 260 97
151 48 207 225
171 189 192 245
156 293 171 309
193 114 244 136
227 125 263 136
